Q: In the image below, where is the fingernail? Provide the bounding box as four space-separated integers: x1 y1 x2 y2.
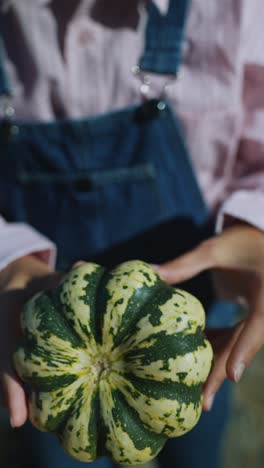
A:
234 362 245 383
10 417 15 428
205 394 215 411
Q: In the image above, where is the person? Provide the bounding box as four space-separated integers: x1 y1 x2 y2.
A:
0 0 264 467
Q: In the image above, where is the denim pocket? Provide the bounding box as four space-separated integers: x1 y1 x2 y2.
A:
16 161 165 266
18 163 156 191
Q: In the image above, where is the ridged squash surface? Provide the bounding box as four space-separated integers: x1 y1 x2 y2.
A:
14 260 213 465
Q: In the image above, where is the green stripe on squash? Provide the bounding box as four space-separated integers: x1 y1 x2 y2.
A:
14 260 213 465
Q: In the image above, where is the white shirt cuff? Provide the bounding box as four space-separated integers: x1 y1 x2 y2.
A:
215 190 264 233
0 218 57 271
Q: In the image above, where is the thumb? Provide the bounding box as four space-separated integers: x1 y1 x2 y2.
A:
152 241 215 284
1 371 28 428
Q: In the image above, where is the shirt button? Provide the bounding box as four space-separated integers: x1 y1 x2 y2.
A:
78 30 95 46
182 38 193 59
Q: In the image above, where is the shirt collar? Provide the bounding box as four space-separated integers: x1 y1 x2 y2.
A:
153 0 169 15
1 0 50 11
41 0 170 14
1 0 169 16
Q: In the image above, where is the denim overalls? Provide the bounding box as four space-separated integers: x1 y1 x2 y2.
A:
0 2 234 467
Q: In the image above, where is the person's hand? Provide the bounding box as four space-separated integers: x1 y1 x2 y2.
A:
0 255 62 428
152 224 264 411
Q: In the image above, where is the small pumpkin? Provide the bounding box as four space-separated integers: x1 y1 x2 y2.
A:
14 260 213 465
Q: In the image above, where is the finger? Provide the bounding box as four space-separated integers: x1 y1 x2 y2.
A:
152 241 216 284
1 372 27 428
71 261 86 269
226 293 264 382
26 271 64 296
203 322 245 411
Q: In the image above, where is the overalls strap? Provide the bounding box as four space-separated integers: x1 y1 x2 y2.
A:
0 39 11 97
140 0 191 75
0 1 191 96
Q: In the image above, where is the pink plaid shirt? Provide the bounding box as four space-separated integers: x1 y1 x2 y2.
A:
0 0 264 270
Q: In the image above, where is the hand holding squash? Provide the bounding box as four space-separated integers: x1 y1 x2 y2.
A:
0 255 62 427
153 224 264 411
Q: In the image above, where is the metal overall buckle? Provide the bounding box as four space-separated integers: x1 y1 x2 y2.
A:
0 95 19 142
131 65 178 121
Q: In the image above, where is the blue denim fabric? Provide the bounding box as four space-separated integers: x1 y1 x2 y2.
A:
0 2 234 468
140 0 191 74
0 39 11 96
0 100 208 270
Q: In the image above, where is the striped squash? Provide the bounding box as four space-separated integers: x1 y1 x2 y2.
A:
14 260 213 465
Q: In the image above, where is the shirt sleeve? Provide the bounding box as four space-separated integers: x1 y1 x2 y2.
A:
216 0 264 233
0 216 57 271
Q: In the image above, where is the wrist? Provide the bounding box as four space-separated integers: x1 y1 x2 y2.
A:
0 255 52 292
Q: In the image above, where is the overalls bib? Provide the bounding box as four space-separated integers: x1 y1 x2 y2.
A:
0 2 233 468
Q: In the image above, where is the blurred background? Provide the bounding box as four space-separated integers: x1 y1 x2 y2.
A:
1 345 264 468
